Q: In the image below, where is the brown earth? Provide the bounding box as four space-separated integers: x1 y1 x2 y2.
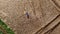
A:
0 0 60 34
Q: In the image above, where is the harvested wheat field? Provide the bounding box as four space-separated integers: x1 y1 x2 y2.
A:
0 0 60 34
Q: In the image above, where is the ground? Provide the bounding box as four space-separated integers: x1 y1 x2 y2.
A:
0 0 60 34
